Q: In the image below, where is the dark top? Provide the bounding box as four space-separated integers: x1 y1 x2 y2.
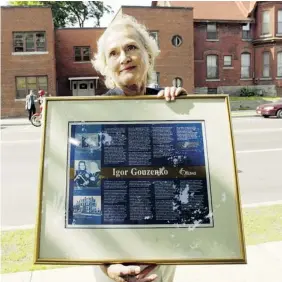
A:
104 87 163 96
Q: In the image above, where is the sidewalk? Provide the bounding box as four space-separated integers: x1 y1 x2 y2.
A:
1 118 31 126
0 111 258 127
2 241 281 282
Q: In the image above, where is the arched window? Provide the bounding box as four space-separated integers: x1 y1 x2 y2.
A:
173 77 183 87
277 52 282 77
206 55 218 79
241 53 251 78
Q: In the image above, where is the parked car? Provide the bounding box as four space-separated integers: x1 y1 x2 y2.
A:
256 99 282 118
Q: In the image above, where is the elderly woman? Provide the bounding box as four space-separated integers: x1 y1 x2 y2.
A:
93 15 187 100
93 15 187 282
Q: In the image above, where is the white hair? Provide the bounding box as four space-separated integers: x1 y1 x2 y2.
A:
92 15 160 89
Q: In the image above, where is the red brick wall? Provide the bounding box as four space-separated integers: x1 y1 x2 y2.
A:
1 6 56 118
121 7 194 93
55 28 107 96
194 22 254 89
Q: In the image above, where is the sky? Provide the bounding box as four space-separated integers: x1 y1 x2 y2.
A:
100 0 152 27
2 0 153 27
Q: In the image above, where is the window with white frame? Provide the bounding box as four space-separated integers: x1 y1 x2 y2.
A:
207 55 218 79
13 32 46 52
16 76 48 99
278 10 282 34
149 31 159 47
262 11 270 35
74 46 90 61
262 52 270 77
207 23 217 40
277 52 282 77
150 71 160 87
242 23 251 39
241 53 251 78
224 55 232 66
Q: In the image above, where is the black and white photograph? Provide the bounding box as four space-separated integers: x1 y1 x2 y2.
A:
72 196 102 225
75 133 101 150
74 160 101 189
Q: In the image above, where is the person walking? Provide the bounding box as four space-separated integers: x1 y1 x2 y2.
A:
25 90 37 121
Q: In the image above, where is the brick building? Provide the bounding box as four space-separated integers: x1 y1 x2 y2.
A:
155 1 282 95
1 6 56 118
1 1 282 118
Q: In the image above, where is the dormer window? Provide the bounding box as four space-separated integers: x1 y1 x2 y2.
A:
242 23 251 40
207 23 217 40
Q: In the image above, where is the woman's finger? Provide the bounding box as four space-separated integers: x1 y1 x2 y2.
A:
175 87 188 96
157 89 164 97
164 87 170 101
169 87 177 100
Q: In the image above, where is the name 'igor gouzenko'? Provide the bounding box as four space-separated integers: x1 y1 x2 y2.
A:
113 167 169 177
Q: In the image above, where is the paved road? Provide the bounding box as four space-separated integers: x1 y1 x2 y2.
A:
233 117 282 205
1 117 281 228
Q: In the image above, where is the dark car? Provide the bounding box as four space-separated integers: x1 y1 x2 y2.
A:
256 99 282 118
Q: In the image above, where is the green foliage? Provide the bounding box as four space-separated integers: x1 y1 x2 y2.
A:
240 87 264 97
243 205 282 245
9 1 43 5
8 1 113 28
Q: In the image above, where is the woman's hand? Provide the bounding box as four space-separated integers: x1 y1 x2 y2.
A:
157 87 188 101
106 264 158 282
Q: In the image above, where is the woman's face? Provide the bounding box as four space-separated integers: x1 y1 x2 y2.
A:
104 26 149 91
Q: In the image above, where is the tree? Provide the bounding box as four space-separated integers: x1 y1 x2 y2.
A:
8 1 113 28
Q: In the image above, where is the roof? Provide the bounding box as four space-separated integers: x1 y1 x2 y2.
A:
156 1 256 21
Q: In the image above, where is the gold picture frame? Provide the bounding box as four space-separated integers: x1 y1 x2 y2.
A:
34 95 246 265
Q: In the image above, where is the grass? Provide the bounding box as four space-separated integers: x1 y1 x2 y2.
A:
243 205 282 245
229 97 280 101
1 205 282 274
1 229 68 274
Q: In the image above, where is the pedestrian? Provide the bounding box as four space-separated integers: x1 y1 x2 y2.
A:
25 90 37 121
38 89 45 113
92 15 188 282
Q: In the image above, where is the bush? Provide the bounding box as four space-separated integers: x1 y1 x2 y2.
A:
240 87 264 97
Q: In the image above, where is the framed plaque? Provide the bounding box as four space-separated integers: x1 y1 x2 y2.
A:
34 95 246 265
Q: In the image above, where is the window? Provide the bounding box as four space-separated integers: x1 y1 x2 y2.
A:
171 35 182 47
74 46 90 61
277 52 282 77
224 55 232 66
262 11 270 35
262 52 270 77
207 23 217 40
149 31 159 47
278 10 282 34
172 77 183 87
13 32 46 52
242 23 251 39
207 55 218 79
241 53 251 78
16 76 48 99
150 71 160 87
